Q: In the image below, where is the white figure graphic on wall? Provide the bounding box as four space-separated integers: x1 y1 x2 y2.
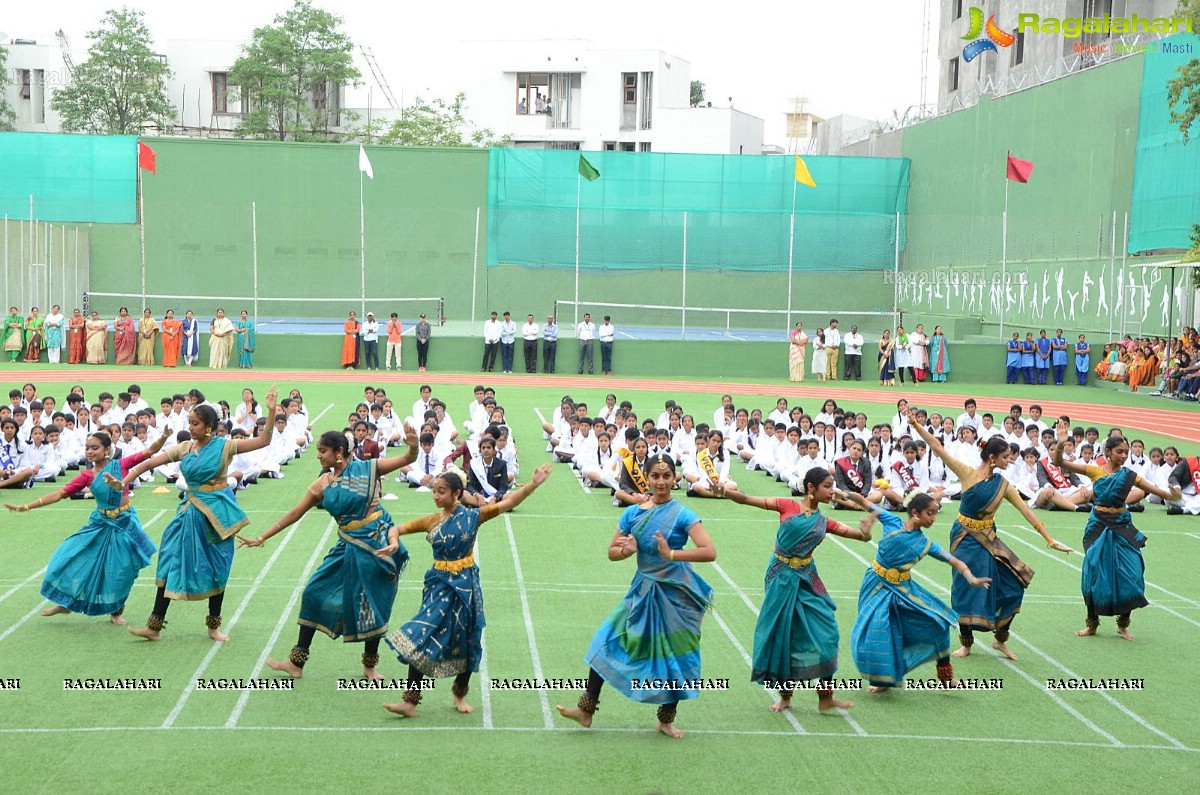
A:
1053 268 1066 320
1096 264 1109 315
1067 289 1079 321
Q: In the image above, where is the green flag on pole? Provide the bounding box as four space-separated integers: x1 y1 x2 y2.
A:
578 154 600 182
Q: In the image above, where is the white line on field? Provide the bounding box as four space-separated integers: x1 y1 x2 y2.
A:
474 538 493 729
225 518 337 728
503 515 554 729
161 515 303 729
708 607 806 736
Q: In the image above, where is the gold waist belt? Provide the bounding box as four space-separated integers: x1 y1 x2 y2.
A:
339 510 383 532
957 513 994 532
1093 505 1126 514
872 561 910 583
434 554 475 574
775 553 813 569
99 503 132 519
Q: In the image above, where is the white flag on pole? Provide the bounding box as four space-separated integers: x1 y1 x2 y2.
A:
358 144 374 180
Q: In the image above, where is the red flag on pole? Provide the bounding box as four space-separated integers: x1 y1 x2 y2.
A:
138 141 157 174
1006 152 1033 183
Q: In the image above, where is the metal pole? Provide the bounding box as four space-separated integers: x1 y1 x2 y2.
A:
893 211 901 333
681 211 687 340
1121 212 1129 336
1108 211 1116 340
251 202 259 321
999 177 1008 339
574 172 581 327
74 227 79 310
139 169 147 309
359 169 366 318
786 180 796 329
3 214 7 311
471 206 480 324
61 224 66 310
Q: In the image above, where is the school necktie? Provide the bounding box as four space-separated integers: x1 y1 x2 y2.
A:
425 455 431 475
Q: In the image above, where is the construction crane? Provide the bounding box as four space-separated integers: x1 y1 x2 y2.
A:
56 29 76 78
360 46 398 109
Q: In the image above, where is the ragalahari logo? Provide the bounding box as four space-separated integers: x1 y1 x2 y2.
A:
961 7 1016 62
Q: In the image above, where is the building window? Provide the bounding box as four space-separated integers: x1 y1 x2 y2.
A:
948 57 959 92
639 142 652 152
619 142 635 152
639 71 653 130
603 141 616 151
952 0 963 21
622 73 637 104
312 78 342 126
17 69 31 100
1011 30 1025 66
515 73 551 114
212 72 229 114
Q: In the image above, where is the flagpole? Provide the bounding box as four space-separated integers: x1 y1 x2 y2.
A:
359 166 366 319
139 166 147 309
787 178 797 329
574 170 581 328
999 164 1009 340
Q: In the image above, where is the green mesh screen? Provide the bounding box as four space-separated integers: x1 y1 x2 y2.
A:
1129 31 1200 253
0 132 137 223
487 149 909 271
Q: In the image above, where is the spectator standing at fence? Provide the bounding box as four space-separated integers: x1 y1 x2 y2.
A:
789 322 808 382
414 314 431 372
522 314 539 374
499 311 517 374
182 310 199 367
811 329 827 382
824 319 841 381
160 310 182 368
137 309 158 366
577 313 596 375
386 312 403 371
1074 334 1091 386
341 311 360 370
113 308 136 366
480 311 500 373
44 306 64 364
599 316 616 375
208 309 235 369
361 312 381 371
67 309 86 364
1005 333 1021 384
929 326 950 383
543 315 558 374
843 324 863 381
1051 329 1069 386
910 323 928 382
236 310 256 369
1035 329 1052 385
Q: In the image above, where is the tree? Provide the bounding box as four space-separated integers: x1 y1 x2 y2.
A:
229 0 360 141
690 80 706 108
48 8 175 134
1166 0 1200 141
1185 223 1200 289
375 93 507 148
0 47 16 130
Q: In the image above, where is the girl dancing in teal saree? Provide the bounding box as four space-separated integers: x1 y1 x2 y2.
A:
722 468 874 713
908 410 1072 660
113 388 280 641
383 464 552 717
557 455 717 739
1051 429 1180 640
851 493 991 691
242 427 418 680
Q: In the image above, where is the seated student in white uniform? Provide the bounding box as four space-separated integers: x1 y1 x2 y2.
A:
770 426 803 482
581 431 620 490
725 410 751 460
714 404 736 438
243 418 282 480
1166 450 1200 515
267 412 301 469
409 384 433 430
813 399 838 427
745 419 775 470
156 398 175 435
849 413 871 443
401 432 444 490
767 398 791 427
654 400 677 431
544 399 574 453
817 424 839 464
1029 440 1093 510
49 415 83 469
921 440 962 499
551 415 580 464
832 439 883 507
687 430 739 498
463 386 489 437
1144 447 1172 504
955 399 982 433
376 400 400 447
671 414 697 464
751 421 784 475
711 395 734 430
1123 439 1148 476
23 425 62 482
614 433 653 506
787 439 831 495
890 398 913 438
949 426 982 468
881 442 945 509
570 418 597 469
594 394 618 426
225 428 261 490
153 430 191 485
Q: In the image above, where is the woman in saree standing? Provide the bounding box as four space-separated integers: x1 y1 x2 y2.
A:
5 430 168 623
137 309 158 366
877 330 896 386
1050 425 1180 640
67 309 86 364
850 492 991 692
236 310 256 369
789 322 808 382
382 464 552 717
908 409 1073 660
181 310 199 366
928 326 950 383
556 455 715 739
113 308 136 365
722 469 873 714
160 309 183 367
4 307 24 362
111 386 279 641
85 312 108 364
44 305 65 364
208 308 235 369
241 425 418 680
341 311 360 369
23 307 44 362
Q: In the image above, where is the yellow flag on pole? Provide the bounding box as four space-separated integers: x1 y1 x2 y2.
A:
794 156 816 188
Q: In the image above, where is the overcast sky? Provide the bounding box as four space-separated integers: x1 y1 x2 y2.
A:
3 0 939 146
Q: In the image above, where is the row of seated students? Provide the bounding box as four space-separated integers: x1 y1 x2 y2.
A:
530 392 1200 516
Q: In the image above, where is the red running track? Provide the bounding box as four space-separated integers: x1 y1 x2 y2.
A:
18 368 1200 444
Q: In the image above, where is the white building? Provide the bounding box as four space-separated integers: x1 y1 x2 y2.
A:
2 39 65 131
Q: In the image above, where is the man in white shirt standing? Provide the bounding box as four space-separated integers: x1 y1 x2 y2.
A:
521 314 540 374
499 311 517 374
481 311 501 373
542 315 559 374
824 318 841 381
576 312 596 375
598 315 616 375
361 312 381 371
843 324 864 381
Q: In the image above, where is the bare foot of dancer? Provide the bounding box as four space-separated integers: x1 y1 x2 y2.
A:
109 614 127 625
768 696 792 712
363 666 385 682
266 658 304 678
382 701 417 718
818 695 854 712
208 627 230 642
657 721 684 739
992 640 1018 660
951 645 971 658
129 626 161 641
453 694 474 714
41 605 70 617
555 705 593 728
868 686 890 694
1116 626 1136 641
